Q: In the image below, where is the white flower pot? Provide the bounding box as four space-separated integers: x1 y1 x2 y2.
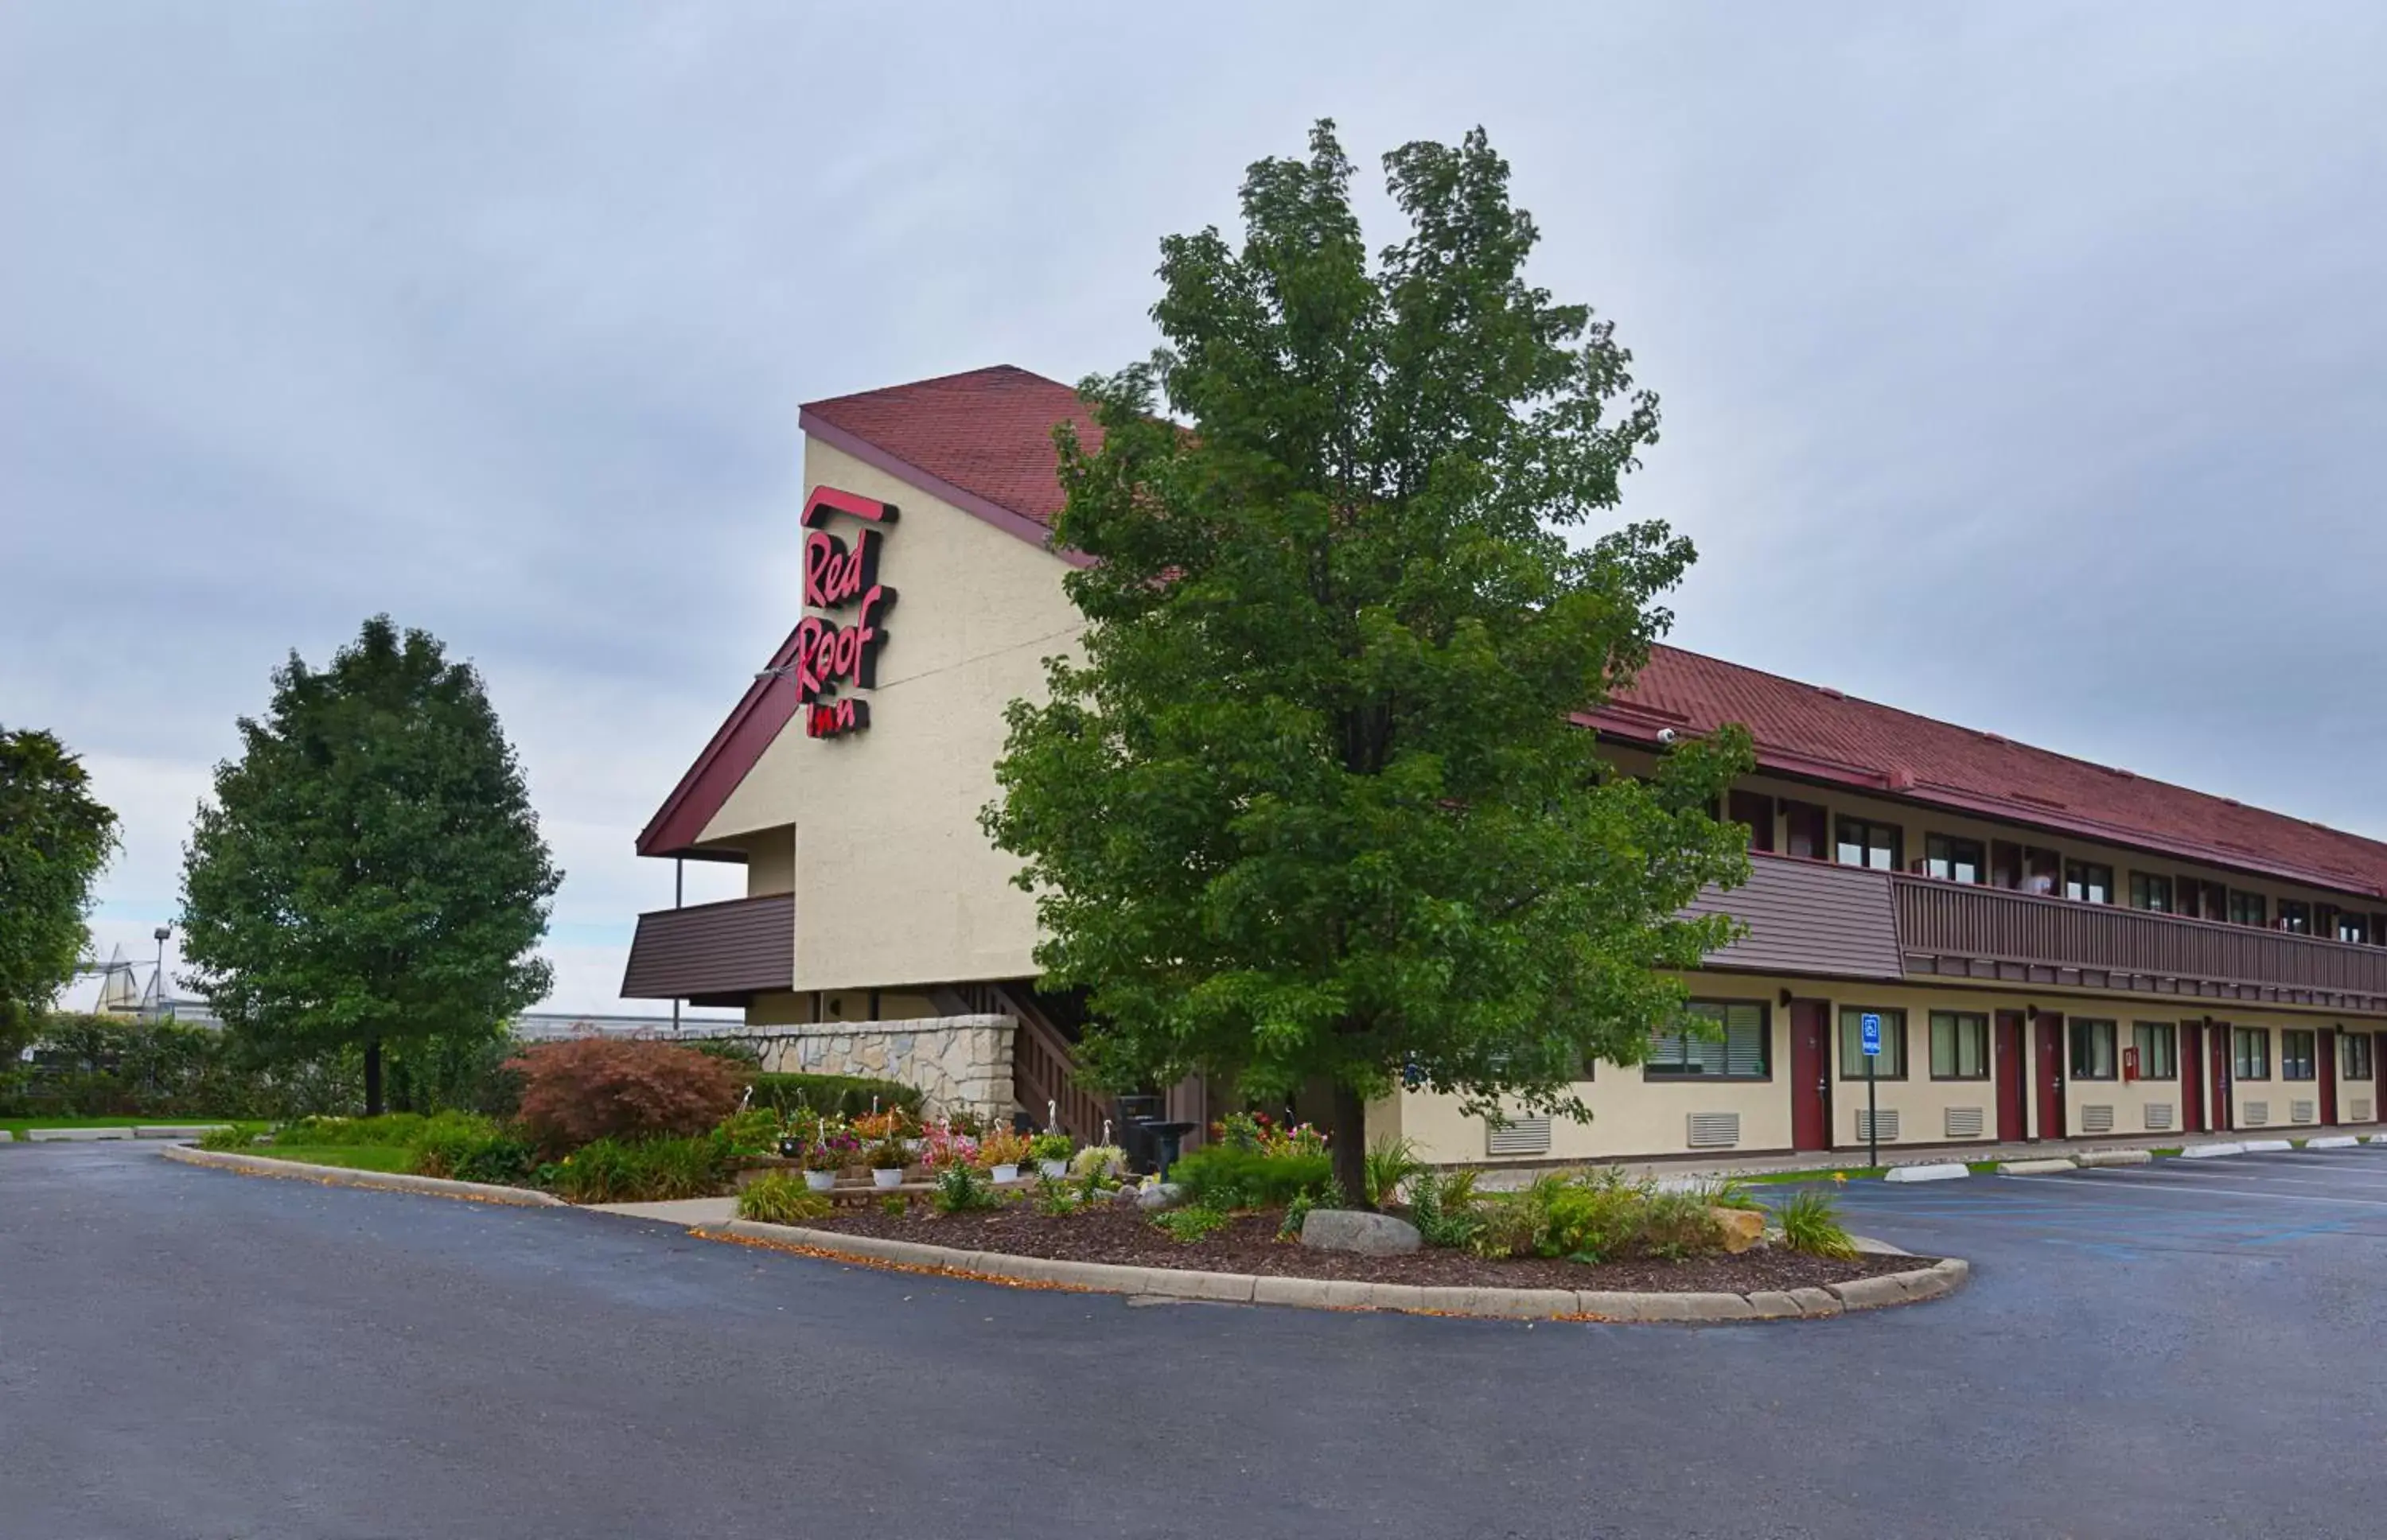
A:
872 1168 904 1188
1039 1159 1069 1180
991 1163 1020 1184
804 1169 837 1192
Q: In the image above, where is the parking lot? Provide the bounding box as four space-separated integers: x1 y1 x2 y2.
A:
1825 1141 2387 1260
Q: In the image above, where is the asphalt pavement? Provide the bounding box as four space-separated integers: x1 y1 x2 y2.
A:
4 1141 2383 1539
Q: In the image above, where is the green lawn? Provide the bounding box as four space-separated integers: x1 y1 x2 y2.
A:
254 1144 415 1173
1737 1166 1887 1184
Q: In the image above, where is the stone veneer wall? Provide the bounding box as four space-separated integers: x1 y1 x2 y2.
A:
744 1013 1017 1123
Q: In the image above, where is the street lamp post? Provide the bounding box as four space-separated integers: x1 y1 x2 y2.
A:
151 924 172 1021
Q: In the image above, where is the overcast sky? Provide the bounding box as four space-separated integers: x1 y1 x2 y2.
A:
6 2 2382 1015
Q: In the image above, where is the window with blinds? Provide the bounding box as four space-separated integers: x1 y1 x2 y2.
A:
1647 1001 1770 1080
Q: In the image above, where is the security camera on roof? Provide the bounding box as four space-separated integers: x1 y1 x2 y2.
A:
1656 727 1678 745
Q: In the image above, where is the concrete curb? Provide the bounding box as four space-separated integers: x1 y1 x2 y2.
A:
2074 1149 2153 1168
1883 1163 1970 1183
698 1218 1968 1323
160 1144 567 1207
1997 1157 2077 1175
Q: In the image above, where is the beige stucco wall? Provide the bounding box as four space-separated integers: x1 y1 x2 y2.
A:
1390 972 2385 1166
700 438 1084 996
746 827 795 897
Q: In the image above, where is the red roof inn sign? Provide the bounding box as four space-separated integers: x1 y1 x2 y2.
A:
794 486 898 739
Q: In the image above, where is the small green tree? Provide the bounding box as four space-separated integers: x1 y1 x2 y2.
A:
0 727 120 1056
179 616 561 1114
982 122 1754 1201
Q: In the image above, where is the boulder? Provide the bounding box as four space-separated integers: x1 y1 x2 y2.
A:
1711 1207 1766 1254
1135 1182 1186 1211
1299 1208 1422 1256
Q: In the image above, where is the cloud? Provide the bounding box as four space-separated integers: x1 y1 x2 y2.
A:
6 2 2383 1009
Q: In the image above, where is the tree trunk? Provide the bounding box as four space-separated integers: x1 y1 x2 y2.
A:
1327 1081 1369 1208
364 1039 384 1118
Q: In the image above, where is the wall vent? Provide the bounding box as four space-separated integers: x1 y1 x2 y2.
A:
1685 1112 1740 1149
1854 1108 1900 1142
1486 1116 1552 1157
2241 1101 2269 1126
2354 1099 2374 1122
2291 1100 2316 1125
2144 1103 2174 1132
2080 1105 2116 1134
1944 1106 1984 1140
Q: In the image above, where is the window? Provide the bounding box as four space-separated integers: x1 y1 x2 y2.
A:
1783 800 1828 860
1929 1011 1990 1079
2070 1019 2118 1080
1924 834 1985 885
2338 913 2369 945
2128 873 2173 913
2282 1029 2316 1080
1646 1001 1770 1079
2346 1033 2376 1080
2132 1022 2178 1080
1839 1006 1907 1079
2279 900 2311 935
2065 861 2113 904
2228 889 2268 928
2234 1028 2270 1080
1836 817 1902 872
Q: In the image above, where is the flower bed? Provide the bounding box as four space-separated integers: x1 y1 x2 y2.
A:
788 1202 1924 1294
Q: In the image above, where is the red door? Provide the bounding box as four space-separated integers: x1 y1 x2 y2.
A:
2033 1010 2066 1140
2210 1021 2233 1130
2319 1030 2338 1125
2180 1019 2206 1134
1994 1010 2027 1141
1789 1000 1832 1152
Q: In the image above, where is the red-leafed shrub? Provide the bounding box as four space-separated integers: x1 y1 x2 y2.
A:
506 1038 744 1154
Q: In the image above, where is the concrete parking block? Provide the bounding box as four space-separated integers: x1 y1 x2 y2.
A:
28 1126 134 1141
2304 1135 2360 1149
2179 1142 2245 1158
1999 1157 2077 1175
2074 1149 2152 1168
1884 1163 1970 1183
2240 1139 2294 1153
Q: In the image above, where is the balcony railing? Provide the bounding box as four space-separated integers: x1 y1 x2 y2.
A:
620 893 795 1002
1889 873 2387 1005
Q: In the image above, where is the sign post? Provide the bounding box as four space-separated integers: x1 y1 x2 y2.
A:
1860 1012 1883 1169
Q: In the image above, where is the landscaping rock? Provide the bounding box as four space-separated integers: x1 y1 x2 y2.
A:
1110 1184 1143 1208
1134 1182 1185 1211
1299 1208 1422 1256
1711 1207 1766 1254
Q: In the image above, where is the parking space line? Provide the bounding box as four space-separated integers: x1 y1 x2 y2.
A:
2007 1173 2387 1208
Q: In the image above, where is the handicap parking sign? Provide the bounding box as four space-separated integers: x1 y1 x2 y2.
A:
1860 1012 1883 1057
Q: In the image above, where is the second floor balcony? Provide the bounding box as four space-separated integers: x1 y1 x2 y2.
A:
1692 852 2387 1014
620 893 795 1005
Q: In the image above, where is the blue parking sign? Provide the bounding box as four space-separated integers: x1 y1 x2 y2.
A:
1860 1012 1883 1057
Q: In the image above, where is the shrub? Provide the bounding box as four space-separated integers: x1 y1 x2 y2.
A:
508 1039 743 1154
274 1112 474 1148
744 1072 922 1121
543 1134 731 1204
411 1121 535 1186
1777 1188 1859 1260
1405 1168 1484 1249
687 1037 765 1067
1152 1204 1231 1242
1470 1170 1723 1265
715 1106 781 1158
736 1172 832 1225
196 1123 263 1152
1362 1134 1428 1208
1169 1145 1332 1209
932 1162 998 1214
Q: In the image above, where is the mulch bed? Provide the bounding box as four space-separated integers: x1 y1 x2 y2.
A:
796 1202 1929 1293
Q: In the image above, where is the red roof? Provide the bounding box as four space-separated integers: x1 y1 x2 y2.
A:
1590 647 2387 901
800 365 1100 527
649 364 2387 902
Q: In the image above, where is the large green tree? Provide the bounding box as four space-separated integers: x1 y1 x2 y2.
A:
983 122 1754 1200
0 727 120 1056
180 616 561 1114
